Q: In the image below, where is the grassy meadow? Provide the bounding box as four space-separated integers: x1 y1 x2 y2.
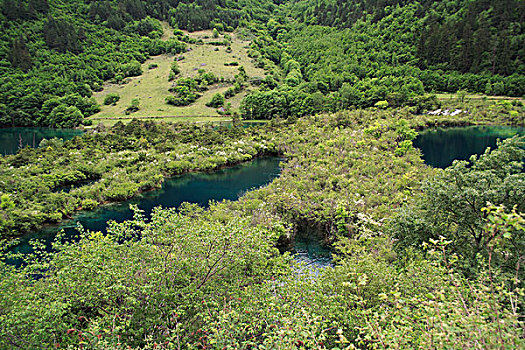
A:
89 27 265 126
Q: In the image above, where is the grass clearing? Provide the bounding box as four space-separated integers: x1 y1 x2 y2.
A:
90 28 265 126
437 93 524 102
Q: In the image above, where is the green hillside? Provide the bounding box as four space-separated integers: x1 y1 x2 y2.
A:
0 0 523 127
0 0 277 128
89 27 265 125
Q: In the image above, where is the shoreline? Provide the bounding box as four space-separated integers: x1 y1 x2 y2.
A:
5 152 283 242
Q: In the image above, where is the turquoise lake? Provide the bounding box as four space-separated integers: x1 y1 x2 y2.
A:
5 124 524 269
7 157 333 267
0 127 83 155
0 122 264 155
413 125 524 168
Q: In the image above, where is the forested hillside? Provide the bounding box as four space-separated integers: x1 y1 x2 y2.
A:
1 0 523 126
288 0 524 76
0 0 190 127
240 0 524 119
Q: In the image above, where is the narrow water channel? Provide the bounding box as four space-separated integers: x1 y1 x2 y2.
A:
7 157 332 268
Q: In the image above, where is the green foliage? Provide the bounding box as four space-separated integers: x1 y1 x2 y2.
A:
170 60 180 75
38 104 84 128
394 139 414 156
0 0 186 127
126 16 162 38
168 0 276 32
224 61 239 66
125 98 141 114
0 0 524 347
120 61 142 78
166 70 219 106
43 16 83 53
206 92 225 108
374 100 389 109
8 36 32 71
168 60 180 81
0 204 288 348
80 198 99 210
391 135 525 278
0 119 277 237
239 0 525 121
408 94 441 114
288 0 524 79
0 194 15 210
0 111 523 348
166 78 199 106
103 93 120 106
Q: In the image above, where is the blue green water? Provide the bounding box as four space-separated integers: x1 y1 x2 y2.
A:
294 233 333 270
0 127 83 155
10 157 331 268
413 125 524 168
9 157 282 255
7 157 332 267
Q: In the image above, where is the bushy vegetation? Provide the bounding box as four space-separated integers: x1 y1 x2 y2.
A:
1 109 524 348
166 69 219 106
206 92 224 108
124 98 141 114
391 136 525 280
0 119 277 237
237 0 524 120
103 93 120 106
167 0 277 32
2 0 523 125
0 0 524 348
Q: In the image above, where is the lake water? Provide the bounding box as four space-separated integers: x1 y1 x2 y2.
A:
413 125 524 168
7 157 332 268
0 127 83 155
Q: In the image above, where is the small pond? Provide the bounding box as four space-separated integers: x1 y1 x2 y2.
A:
0 127 83 155
413 125 524 168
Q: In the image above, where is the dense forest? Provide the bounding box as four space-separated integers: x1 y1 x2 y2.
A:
239 0 525 119
0 0 524 349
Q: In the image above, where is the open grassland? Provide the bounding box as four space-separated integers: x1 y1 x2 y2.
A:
437 93 525 102
90 28 265 125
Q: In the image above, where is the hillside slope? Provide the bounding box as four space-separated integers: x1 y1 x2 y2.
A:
90 26 265 125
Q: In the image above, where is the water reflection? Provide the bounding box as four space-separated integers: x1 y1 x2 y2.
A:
413 125 524 168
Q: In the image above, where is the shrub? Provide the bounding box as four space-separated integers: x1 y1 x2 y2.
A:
374 100 389 109
125 99 140 114
81 198 99 210
121 61 142 77
103 93 120 105
206 93 225 108
47 105 84 128
170 61 180 75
